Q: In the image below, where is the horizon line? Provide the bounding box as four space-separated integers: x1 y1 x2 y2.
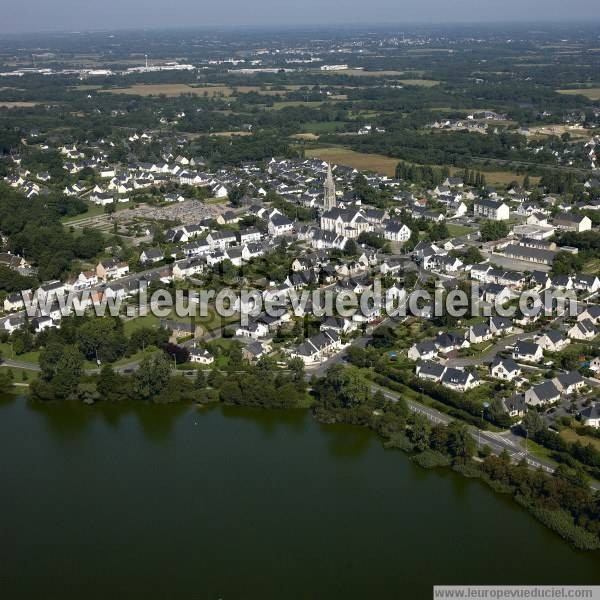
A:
3 20 600 37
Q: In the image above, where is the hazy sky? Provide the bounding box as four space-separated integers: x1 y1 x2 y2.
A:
2 0 599 34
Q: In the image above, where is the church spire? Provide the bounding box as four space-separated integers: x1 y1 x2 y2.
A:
323 163 336 210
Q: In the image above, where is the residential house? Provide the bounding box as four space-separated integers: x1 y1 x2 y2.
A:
415 361 446 383
242 341 271 362
535 329 570 352
502 394 526 418
490 357 521 381
568 319 597 341
434 332 469 355
206 231 237 250
554 214 592 233
489 316 514 336
553 371 586 395
580 404 600 428
512 340 543 363
384 221 411 243
235 320 269 339
469 324 493 344
268 214 294 236
474 199 510 221
291 330 342 365
578 305 600 325
408 341 438 362
173 258 204 280
96 259 129 282
189 347 214 365
3 291 25 312
441 367 480 392
525 381 561 407
574 275 600 295
140 248 164 264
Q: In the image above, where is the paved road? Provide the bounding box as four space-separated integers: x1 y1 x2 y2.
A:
445 329 538 368
2 358 41 372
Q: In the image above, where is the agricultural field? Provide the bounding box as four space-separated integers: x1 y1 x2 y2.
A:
305 146 399 176
99 84 299 97
557 87 600 100
561 428 600 452
0 101 39 107
316 69 407 77
397 79 440 87
306 146 539 186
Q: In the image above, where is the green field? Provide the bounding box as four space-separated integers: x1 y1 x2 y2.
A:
0 343 40 365
446 223 476 237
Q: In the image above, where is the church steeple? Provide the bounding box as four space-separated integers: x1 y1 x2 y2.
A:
323 163 336 211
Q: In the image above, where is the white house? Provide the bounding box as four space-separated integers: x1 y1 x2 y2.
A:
535 329 570 352
474 199 510 221
384 221 411 243
189 347 214 365
581 404 600 428
291 330 342 365
268 214 294 236
490 357 521 381
568 319 597 341
408 341 438 362
553 371 585 395
512 340 543 363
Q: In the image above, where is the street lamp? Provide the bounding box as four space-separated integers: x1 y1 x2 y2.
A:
479 402 490 448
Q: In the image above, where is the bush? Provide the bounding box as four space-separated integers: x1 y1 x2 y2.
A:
411 450 451 469
383 432 414 452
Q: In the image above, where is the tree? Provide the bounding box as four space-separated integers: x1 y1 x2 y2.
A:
194 369 206 390
480 220 509 242
446 423 475 461
133 354 172 401
37 343 84 400
522 410 545 437
462 246 483 264
409 414 432 452
220 379 243 404
0 369 14 394
287 357 305 384
97 365 126 401
344 239 358 256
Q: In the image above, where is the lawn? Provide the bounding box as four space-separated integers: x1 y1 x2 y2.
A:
302 121 346 134
1 365 38 382
583 258 600 275
446 223 475 237
0 343 40 365
122 304 237 337
62 200 133 224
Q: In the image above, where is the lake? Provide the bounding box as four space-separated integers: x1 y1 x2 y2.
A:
1 397 599 599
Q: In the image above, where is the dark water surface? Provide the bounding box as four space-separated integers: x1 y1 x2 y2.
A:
1 397 599 599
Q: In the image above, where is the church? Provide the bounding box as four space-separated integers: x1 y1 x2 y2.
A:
320 163 372 239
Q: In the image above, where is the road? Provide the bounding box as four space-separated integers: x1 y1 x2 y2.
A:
373 383 600 491
445 328 535 368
